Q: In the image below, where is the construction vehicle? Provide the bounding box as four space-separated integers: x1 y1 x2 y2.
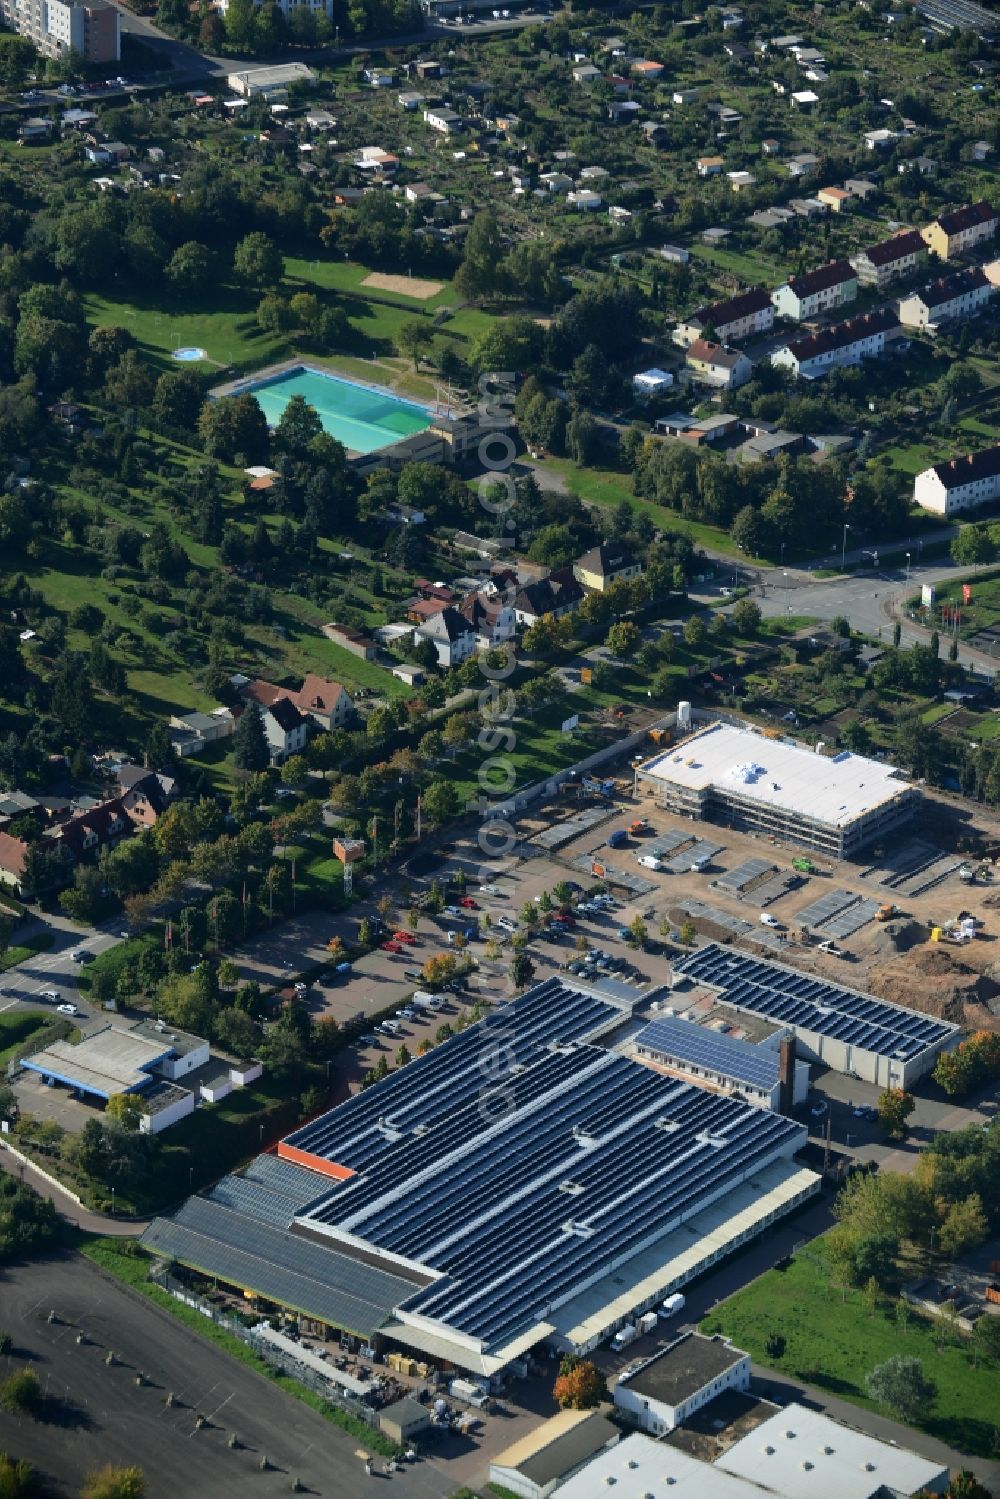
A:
958 864 975 884
986 1284 1000 1307
876 903 901 922
792 857 815 874
629 818 651 835
582 775 616 797
647 727 670 746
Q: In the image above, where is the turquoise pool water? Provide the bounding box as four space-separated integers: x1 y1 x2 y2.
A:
245 367 433 455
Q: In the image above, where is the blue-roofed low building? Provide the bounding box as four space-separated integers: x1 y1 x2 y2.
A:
633 1013 809 1110
142 977 821 1375
672 943 960 1088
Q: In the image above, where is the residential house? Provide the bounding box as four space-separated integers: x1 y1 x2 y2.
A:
423 105 463 134
850 229 928 288
790 89 819 109
864 127 897 149
685 339 753 390
727 170 756 192
896 266 993 331
845 177 878 199
786 151 820 176
696 155 724 176
84 139 129 164
817 185 852 212
568 189 603 210
771 260 858 320
572 63 601 83
57 797 131 864
459 592 517 648
18 117 52 141
632 368 675 400
761 137 781 155
920 201 997 260
114 765 175 829
0 831 29 894
789 196 827 217
654 412 740 444
414 606 476 668
771 307 898 378
607 75 632 96
631 59 664 79
397 91 423 111
913 445 1000 515
539 171 573 193
573 543 643 593
292 675 354 731
512 570 584 627
355 146 398 174
674 287 774 347
169 707 236 758
321 624 377 660
898 155 937 176
255 697 309 764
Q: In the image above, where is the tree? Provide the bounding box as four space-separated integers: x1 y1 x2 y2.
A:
970 1315 1000 1370
105 1094 143 1132
764 1331 786 1359
864 1355 936 1423
81 1466 145 1499
731 505 768 557
950 522 996 570
213 1006 259 1057
628 916 648 948
232 232 283 289
552 1359 607 1410
683 614 706 648
937 1194 988 1257
0 1451 35 1498
606 620 640 659
0 1368 41 1416
395 1043 411 1066
232 702 270 773
942 1474 993 1499
509 950 535 990
455 210 505 302
166 241 213 296
876 1088 915 1141
732 598 762 636
421 780 459 827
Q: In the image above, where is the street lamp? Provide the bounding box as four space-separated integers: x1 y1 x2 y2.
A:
783 570 790 616
841 523 851 572
905 551 911 585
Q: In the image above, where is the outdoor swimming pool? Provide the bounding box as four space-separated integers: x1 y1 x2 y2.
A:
243 366 433 455
172 346 207 362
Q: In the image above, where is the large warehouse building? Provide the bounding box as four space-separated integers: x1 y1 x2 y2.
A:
672 943 959 1087
638 722 917 857
142 976 819 1373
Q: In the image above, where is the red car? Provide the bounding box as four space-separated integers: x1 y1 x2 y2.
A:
393 931 418 945
553 913 576 927
458 896 479 909
381 940 403 954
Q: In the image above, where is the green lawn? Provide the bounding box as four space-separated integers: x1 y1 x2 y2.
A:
0 1010 51 1067
690 242 786 285
701 1239 999 1457
81 1238 399 1456
532 456 752 562
0 932 55 974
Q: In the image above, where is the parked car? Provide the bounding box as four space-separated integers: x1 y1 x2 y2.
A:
393 931 417 945
496 915 518 933
458 896 479 909
57 1002 80 1017
810 1100 828 1118
818 940 841 955
40 989 60 1003
478 883 502 897
760 913 782 928
381 940 404 954
70 949 92 962
444 905 464 918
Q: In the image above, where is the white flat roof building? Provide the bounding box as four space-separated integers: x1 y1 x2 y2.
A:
639 721 916 857
715 1403 949 1498
554 1433 767 1499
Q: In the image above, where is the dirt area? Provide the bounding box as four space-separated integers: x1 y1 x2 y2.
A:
867 945 1000 1028
361 271 444 299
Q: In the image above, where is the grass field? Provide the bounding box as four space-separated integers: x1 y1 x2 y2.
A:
532 456 751 562
701 1240 999 1457
0 1010 50 1067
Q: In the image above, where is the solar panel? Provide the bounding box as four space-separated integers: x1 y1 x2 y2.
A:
674 942 957 1057
636 1015 780 1092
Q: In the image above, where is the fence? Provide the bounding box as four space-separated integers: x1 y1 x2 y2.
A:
149 1264 382 1427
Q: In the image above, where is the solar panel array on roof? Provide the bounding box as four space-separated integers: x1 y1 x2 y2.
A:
285 978 632 1171
635 1014 781 1092
673 942 955 1059
298 1048 804 1351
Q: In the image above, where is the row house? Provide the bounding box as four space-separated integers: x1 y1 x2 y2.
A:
896 266 993 331
914 446 1000 516
849 229 928 289
920 201 997 261
771 260 858 320
771 307 898 379
673 287 773 347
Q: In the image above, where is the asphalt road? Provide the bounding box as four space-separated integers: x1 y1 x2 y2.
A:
0 916 123 1029
0 1255 460 1499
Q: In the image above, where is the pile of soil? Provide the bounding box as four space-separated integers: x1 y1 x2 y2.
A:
867 944 1000 1027
866 918 927 957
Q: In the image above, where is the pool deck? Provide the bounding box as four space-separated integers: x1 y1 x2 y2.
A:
208 357 436 411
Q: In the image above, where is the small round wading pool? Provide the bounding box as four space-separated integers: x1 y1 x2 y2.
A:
172 346 207 362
